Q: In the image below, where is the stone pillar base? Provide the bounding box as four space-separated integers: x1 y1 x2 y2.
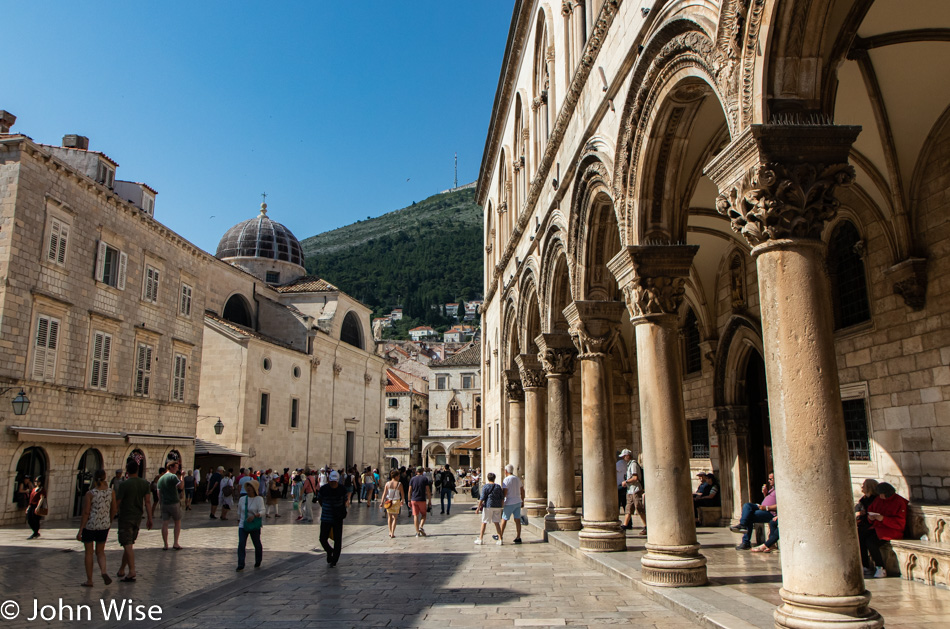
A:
544 507 581 531
524 499 546 517
774 589 883 629
579 519 626 552
640 543 708 587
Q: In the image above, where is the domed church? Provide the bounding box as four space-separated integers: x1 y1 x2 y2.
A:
195 201 388 472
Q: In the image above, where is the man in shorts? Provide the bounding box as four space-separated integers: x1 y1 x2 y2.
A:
408 466 432 537
620 450 647 535
474 472 505 545
115 459 152 581
498 464 525 544
157 459 184 550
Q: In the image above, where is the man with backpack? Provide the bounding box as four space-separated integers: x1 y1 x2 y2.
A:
474 472 505 545
440 465 457 515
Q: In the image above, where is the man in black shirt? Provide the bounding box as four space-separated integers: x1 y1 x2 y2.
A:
440 465 457 515
207 466 223 519
318 470 350 567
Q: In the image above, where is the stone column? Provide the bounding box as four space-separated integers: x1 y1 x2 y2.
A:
516 354 547 517
712 406 750 524
564 301 627 552
536 332 581 531
706 124 881 628
609 245 708 587
504 370 525 478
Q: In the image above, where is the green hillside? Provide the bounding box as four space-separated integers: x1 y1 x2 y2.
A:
301 186 484 323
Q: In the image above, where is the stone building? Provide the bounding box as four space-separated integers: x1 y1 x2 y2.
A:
0 125 200 525
477 2 949 627
0 115 388 524
383 368 429 469
422 342 482 469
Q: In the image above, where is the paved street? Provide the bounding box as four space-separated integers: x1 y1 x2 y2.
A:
0 497 697 628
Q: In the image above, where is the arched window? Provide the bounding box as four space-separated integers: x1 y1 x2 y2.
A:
449 401 461 429
498 151 509 246
514 98 526 214
533 14 552 162
683 308 701 374
475 397 482 428
14 447 47 504
341 311 364 350
223 294 253 327
828 221 871 329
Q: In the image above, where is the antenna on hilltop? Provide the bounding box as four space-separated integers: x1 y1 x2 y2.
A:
454 153 458 190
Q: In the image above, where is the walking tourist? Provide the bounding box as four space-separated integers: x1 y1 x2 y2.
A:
361 466 376 505
382 469 405 538
16 474 33 511
620 449 647 535
77 469 116 587
219 470 235 520
732 472 777 550
25 477 46 539
266 472 282 518
318 470 350 567
300 468 317 523
861 482 908 578
474 472 505 545
409 466 432 537
616 450 628 515
109 469 123 492
855 478 881 575
183 470 195 510
498 464 524 544
440 464 456 514
399 467 411 518
207 466 223 519
236 480 264 571
157 459 184 550
115 459 152 582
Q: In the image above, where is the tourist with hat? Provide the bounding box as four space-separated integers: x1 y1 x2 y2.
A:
236 478 265 571
620 449 647 535
317 470 350 567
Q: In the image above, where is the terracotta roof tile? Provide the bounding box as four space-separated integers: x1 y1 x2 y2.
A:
431 341 481 367
273 276 338 293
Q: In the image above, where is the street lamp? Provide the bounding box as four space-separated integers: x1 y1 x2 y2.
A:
197 415 224 435
0 387 30 416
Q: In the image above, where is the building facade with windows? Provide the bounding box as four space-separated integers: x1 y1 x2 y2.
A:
422 342 481 469
382 368 429 469
478 1 950 626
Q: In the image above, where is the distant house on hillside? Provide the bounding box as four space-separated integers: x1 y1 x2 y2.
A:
444 325 476 343
409 326 438 341
464 301 482 321
390 308 403 321
445 303 459 318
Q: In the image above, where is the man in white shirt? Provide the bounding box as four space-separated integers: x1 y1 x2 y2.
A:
498 464 525 544
616 450 630 515
621 451 646 535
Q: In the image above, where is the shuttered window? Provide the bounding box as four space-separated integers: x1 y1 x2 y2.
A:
179 283 193 317
89 331 112 390
95 241 127 290
47 218 69 266
32 315 60 382
172 353 187 402
142 265 160 303
134 343 153 397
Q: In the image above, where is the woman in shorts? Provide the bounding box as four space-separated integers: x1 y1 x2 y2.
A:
382 469 405 538
77 469 117 587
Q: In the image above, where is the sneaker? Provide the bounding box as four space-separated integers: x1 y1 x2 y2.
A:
620 523 633 530
513 538 522 544
735 542 752 550
729 525 748 534
474 538 484 545
419 529 427 537
27 534 39 540
492 534 499 540
496 539 504 546
863 567 874 577
874 567 886 578
415 532 421 538
639 528 647 535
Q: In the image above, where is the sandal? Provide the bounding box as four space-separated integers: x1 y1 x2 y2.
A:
120 576 136 583
173 546 183 551
80 582 93 587
102 574 112 585
751 545 771 553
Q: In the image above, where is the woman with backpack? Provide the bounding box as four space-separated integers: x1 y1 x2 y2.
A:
219 471 234 521
474 472 505 545
236 480 264 571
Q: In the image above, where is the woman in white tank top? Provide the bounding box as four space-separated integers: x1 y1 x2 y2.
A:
382 469 406 538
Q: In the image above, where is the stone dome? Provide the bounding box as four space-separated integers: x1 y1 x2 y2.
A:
215 203 305 268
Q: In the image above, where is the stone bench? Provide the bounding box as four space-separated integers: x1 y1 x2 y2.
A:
697 506 721 527
891 539 950 586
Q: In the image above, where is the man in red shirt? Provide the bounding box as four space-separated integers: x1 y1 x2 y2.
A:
862 482 907 578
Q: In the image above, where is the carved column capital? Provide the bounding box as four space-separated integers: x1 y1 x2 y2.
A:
608 245 698 323
704 124 861 251
561 0 573 16
504 370 525 403
515 353 547 389
563 301 625 359
535 333 577 377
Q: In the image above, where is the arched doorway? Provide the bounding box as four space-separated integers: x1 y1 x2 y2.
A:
389 457 399 470
744 351 771 490
127 448 146 479
73 448 103 516
14 447 47 504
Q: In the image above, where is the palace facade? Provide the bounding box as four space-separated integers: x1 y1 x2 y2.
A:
477 2 950 628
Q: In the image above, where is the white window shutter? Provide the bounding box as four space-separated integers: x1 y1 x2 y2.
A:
100 334 111 387
44 319 59 381
117 252 128 290
32 316 49 380
57 224 68 265
153 269 160 301
143 345 152 396
90 332 103 387
95 241 107 281
48 220 61 262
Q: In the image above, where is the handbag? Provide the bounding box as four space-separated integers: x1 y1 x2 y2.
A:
35 495 49 517
382 499 393 510
243 496 262 532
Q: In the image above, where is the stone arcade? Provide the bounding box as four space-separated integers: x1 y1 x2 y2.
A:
478 1 950 627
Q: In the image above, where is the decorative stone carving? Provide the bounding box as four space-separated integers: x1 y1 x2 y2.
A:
729 254 746 311
516 354 546 389
364 373 373 386
504 369 525 403
535 333 577 377
884 257 928 311
562 0 573 17
380 377 388 390
332 363 343 377
608 245 698 321
310 355 321 370
563 301 625 359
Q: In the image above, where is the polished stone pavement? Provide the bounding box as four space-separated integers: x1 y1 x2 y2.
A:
0 496 697 629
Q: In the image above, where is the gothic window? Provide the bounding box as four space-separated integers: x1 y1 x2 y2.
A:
449 401 461 429
828 221 871 330
475 397 481 428
514 98 527 213
689 419 710 458
842 398 871 461
533 14 552 162
683 308 701 375
341 311 364 350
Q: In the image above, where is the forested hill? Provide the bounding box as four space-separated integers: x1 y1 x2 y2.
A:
300 186 483 317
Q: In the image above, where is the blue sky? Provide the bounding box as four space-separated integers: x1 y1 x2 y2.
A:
7 2 514 253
